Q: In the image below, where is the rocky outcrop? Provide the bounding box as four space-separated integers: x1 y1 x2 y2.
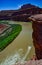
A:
29 14 42 59
0 4 42 22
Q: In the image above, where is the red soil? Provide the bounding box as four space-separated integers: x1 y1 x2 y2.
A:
0 24 10 34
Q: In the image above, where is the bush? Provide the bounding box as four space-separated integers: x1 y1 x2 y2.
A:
0 24 22 52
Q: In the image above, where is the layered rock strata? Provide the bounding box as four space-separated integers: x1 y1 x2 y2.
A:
29 14 42 59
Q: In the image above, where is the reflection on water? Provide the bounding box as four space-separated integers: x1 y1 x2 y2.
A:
0 49 23 65
0 21 35 65
0 46 32 65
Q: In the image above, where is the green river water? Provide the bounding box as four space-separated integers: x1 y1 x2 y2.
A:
0 21 35 65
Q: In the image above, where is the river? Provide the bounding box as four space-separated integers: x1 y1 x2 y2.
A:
0 21 35 65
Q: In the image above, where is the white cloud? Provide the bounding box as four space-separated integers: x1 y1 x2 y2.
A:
17 4 22 9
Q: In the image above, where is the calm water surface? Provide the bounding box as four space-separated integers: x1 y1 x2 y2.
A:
0 21 35 65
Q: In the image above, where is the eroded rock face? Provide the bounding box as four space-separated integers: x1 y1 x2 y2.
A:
0 4 42 22
30 14 42 59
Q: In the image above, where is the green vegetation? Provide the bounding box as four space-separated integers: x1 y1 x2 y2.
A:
0 22 22 51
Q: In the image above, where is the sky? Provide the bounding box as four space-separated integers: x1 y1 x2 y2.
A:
0 0 42 10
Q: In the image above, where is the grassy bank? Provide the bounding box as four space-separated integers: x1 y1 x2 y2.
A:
0 23 22 52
